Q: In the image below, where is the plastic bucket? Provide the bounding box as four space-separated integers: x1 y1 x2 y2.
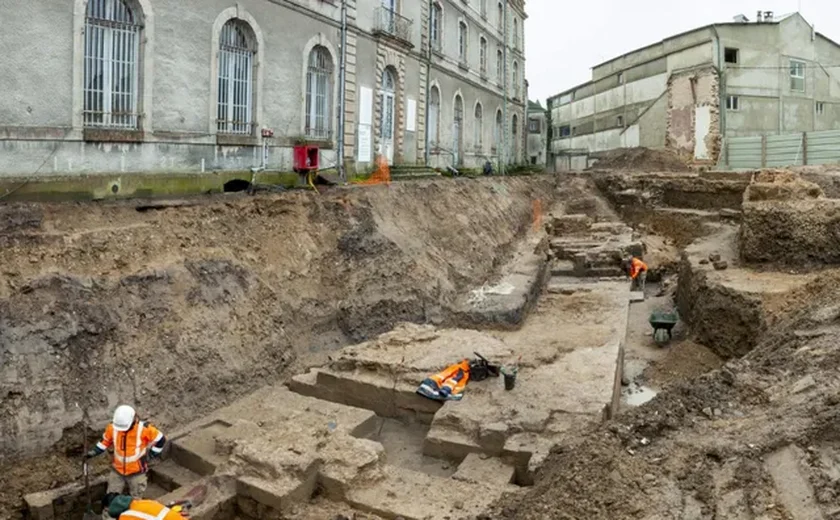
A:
501 367 517 391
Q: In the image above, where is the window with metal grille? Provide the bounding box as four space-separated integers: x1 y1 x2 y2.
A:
459 21 468 63
475 103 483 148
84 0 142 129
306 46 333 140
429 86 440 146
496 49 503 84
480 38 488 76
431 3 442 52
217 19 255 135
790 60 805 92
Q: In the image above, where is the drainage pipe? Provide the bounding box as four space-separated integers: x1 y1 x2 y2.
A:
338 0 348 183
501 1 508 175
424 0 433 166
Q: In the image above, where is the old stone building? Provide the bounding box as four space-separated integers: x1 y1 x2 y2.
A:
0 0 527 180
547 12 840 171
526 100 547 166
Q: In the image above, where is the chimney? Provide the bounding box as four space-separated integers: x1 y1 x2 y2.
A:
756 10 763 22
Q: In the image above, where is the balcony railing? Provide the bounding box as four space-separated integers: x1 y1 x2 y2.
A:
373 7 413 45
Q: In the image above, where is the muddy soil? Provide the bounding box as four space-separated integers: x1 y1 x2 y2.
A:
0 177 554 518
492 271 840 519
589 147 691 172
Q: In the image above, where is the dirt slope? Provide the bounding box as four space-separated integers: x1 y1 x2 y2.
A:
0 177 553 518
492 271 840 520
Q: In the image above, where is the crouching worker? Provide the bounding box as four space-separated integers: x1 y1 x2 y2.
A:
625 255 648 293
86 404 166 518
102 494 187 520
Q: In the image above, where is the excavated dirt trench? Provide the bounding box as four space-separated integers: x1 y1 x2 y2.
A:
0 177 557 519
9 168 840 520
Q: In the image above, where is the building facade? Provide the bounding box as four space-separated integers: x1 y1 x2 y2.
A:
0 0 527 179
526 100 547 166
546 13 840 170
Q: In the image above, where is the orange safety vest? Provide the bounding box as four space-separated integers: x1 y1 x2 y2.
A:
429 360 471 398
629 258 648 279
120 499 186 520
97 421 163 476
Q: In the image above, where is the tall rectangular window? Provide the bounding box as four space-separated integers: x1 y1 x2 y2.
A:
459 21 468 64
480 37 487 76
496 49 503 84
790 60 806 92
431 3 442 52
306 46 333 139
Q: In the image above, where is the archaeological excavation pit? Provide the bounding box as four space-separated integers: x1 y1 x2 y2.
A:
9 166 840 520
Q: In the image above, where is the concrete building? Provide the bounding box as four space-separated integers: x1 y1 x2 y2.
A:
526 100 547 166
547 12 840 170
0 0 527 181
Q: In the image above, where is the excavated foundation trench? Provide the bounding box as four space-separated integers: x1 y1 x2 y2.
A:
11 170 840 519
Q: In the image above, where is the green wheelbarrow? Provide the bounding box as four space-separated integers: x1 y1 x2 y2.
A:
649 310 679 346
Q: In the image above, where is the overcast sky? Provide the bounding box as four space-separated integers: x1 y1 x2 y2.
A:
524 0 840 104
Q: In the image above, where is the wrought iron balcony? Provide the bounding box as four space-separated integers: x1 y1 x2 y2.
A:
374 7 413 46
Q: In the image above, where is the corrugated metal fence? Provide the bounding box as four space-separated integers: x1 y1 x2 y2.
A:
723 129 840 169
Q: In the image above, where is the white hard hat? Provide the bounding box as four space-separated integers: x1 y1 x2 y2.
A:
112 405 136 432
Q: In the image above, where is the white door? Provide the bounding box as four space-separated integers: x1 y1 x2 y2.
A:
380 69 396 163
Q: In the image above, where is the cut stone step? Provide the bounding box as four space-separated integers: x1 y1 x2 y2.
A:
311 368 443 424
149 459 202 493
171 420 234 476
144 482 169 500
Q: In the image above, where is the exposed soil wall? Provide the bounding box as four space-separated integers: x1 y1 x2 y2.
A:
591 172 748 247
741 199 840 264
0 177 555 467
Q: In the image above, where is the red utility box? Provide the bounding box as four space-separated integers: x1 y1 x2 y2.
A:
293 145 319 173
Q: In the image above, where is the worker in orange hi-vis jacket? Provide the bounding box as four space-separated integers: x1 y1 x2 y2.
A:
625 255 649 293
86 404 166 516
102 494 186 520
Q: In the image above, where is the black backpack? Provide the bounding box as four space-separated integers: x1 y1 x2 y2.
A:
469 352 500 382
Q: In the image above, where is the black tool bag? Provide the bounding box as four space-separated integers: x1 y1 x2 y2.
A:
469 352 500 382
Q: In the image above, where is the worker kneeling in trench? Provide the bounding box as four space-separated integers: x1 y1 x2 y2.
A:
102 494 187 520
86 405 167 519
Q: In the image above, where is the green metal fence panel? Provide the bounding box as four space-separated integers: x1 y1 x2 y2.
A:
806 129 840 165
727 136 762 169
766 134 804 167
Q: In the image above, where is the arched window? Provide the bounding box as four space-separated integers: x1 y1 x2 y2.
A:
84 0 142 129
494 109 502 152
458 21 468 63
513 61 520 99
474 103 483 150
496 49 503 84
429 86 441 147
431 2 443 52
217 19 256 134
306 46 333 139
497 2 504 31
